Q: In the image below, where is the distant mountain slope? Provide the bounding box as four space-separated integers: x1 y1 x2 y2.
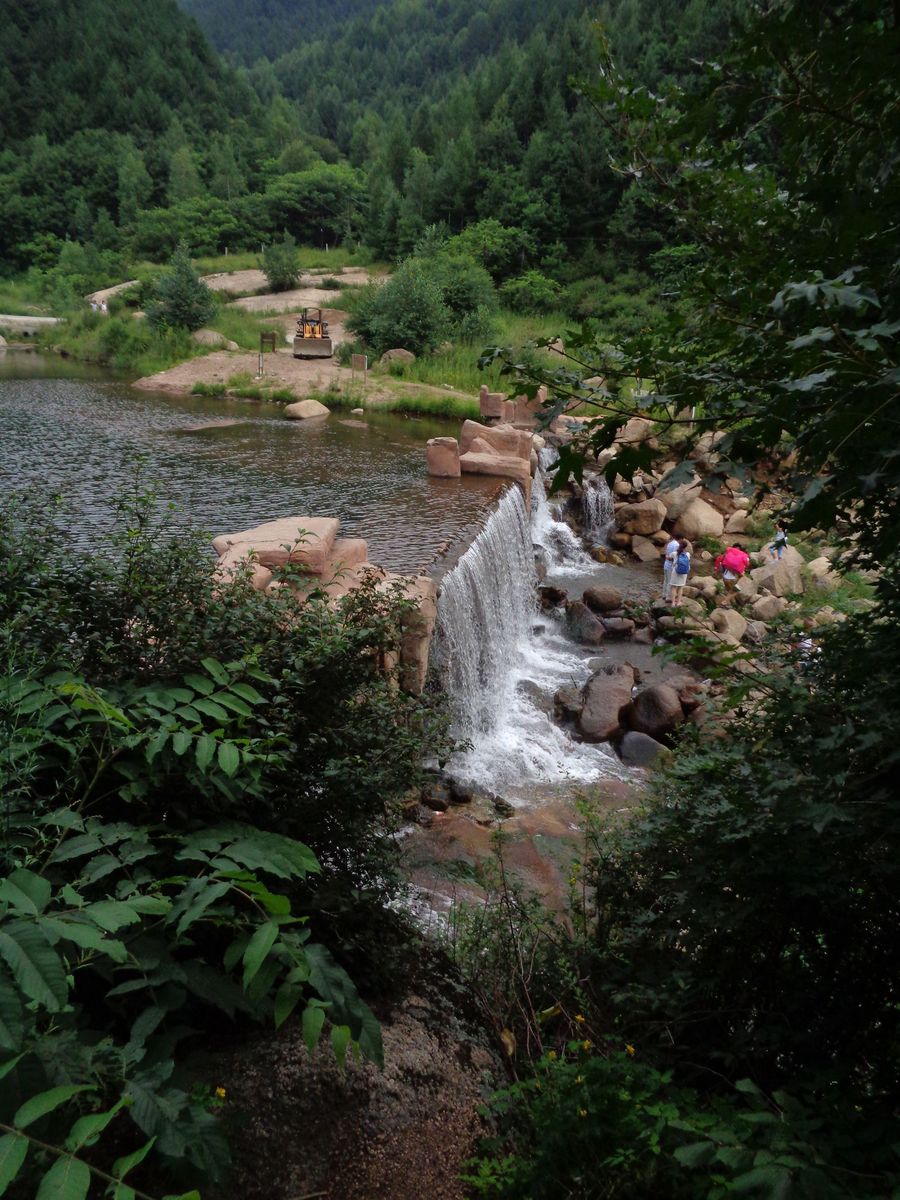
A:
179 0 383 63
0 0 254 146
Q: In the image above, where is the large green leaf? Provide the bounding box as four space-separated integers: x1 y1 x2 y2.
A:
0 869 51 915
0 1133 28 1197
66 1097 127 1150
35 1154 91 1200
83 900 141 932
0 973 24 1052
15 1084 94 1130
168 878 232 937
242 920 279 988
217 742 240 777
0 922 68 1011
111 1137 156 1182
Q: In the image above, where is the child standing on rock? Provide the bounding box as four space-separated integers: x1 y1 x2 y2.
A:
669 538 691 605
769 520 789 559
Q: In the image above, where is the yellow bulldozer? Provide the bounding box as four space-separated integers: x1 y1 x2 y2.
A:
292 308 333 358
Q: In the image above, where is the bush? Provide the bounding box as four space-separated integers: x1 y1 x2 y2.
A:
499 271 562 314
347 258 450 356
1 484 462 1195
145 242 216 331
260 234 301 292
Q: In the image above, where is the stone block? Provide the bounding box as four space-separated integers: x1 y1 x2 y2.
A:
426 436 461 478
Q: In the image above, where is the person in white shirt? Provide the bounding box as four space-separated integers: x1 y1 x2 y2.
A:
662 536 680 599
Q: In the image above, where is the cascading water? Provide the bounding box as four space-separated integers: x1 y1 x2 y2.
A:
435 484 624 802
582 474 615 544
531 471 596 575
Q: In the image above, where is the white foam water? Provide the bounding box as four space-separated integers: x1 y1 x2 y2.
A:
434 484 623 803
582 474 614 543
531 472 596 576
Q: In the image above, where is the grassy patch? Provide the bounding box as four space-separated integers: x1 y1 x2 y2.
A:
0 276 53 316
209 308 283 351
190 381 226 397
193 246 372 277
38 311 200 376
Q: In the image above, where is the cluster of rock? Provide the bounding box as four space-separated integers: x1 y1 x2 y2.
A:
477 384 547 426
212 515 436 694
425 418 544 504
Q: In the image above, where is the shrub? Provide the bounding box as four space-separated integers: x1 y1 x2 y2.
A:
499 271 562 314
145 242 216 331
260 234 301 292
347 258 449 356
0 484 456 1196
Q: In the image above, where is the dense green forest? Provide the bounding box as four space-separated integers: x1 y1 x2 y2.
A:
0 0 740 289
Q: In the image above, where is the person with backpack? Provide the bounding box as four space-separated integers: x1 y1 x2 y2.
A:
669 538 691 605
769 520 789 560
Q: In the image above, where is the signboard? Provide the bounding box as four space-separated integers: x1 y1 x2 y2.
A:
351 353 368 372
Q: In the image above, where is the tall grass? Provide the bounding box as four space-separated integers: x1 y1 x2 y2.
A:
311 381 479 420
0 277 53 316
209 308 285 351
39 311 203 377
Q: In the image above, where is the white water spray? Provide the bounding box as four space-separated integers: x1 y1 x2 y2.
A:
582 474 615 543
435 484 624 802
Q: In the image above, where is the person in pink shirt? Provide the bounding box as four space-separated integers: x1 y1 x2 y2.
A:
715 543 750 598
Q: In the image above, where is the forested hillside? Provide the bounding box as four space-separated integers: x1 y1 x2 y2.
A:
0 0 741 280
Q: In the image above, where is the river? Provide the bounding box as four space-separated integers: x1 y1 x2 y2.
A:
0 353 497 573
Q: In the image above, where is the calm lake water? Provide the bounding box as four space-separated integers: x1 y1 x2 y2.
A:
0 352 497 573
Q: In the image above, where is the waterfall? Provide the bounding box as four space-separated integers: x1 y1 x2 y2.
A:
435 485 624 802
582 474 614 544
531 472 595 574
434 487 537 740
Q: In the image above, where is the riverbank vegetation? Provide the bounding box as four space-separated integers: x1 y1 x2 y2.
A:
0 483 456 1197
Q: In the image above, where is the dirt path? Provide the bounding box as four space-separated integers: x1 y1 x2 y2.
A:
132 343 474 411
201 266 372 306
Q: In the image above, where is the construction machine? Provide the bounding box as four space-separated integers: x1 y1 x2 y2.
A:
292 308 333 358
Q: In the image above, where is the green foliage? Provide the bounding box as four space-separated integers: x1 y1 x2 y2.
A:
469 1044 892 1199
145 245 216 332
348 258 450 356
499 271 562 314
260 234 301 292
0 481 455 1197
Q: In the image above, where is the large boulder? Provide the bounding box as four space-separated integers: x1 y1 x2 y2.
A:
749 545 805 596
478 385 505 420
582 585 623 613
380 348 416 366
806 556 839 591
615 498 667 536
630 535 661 562
565 600 606 645
655 467 703 519
601 617 635 638
284 398 330 420
618 730 671 767
750 594 789 622
709 607 748 643
674 498 725 541
578 664 636 742
459 419 531 461
458 450 531 502
213 515 339 573
616 416 657 446
192 328 239 350
624 683 685 741
426 437 461 478
725 509 748 534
